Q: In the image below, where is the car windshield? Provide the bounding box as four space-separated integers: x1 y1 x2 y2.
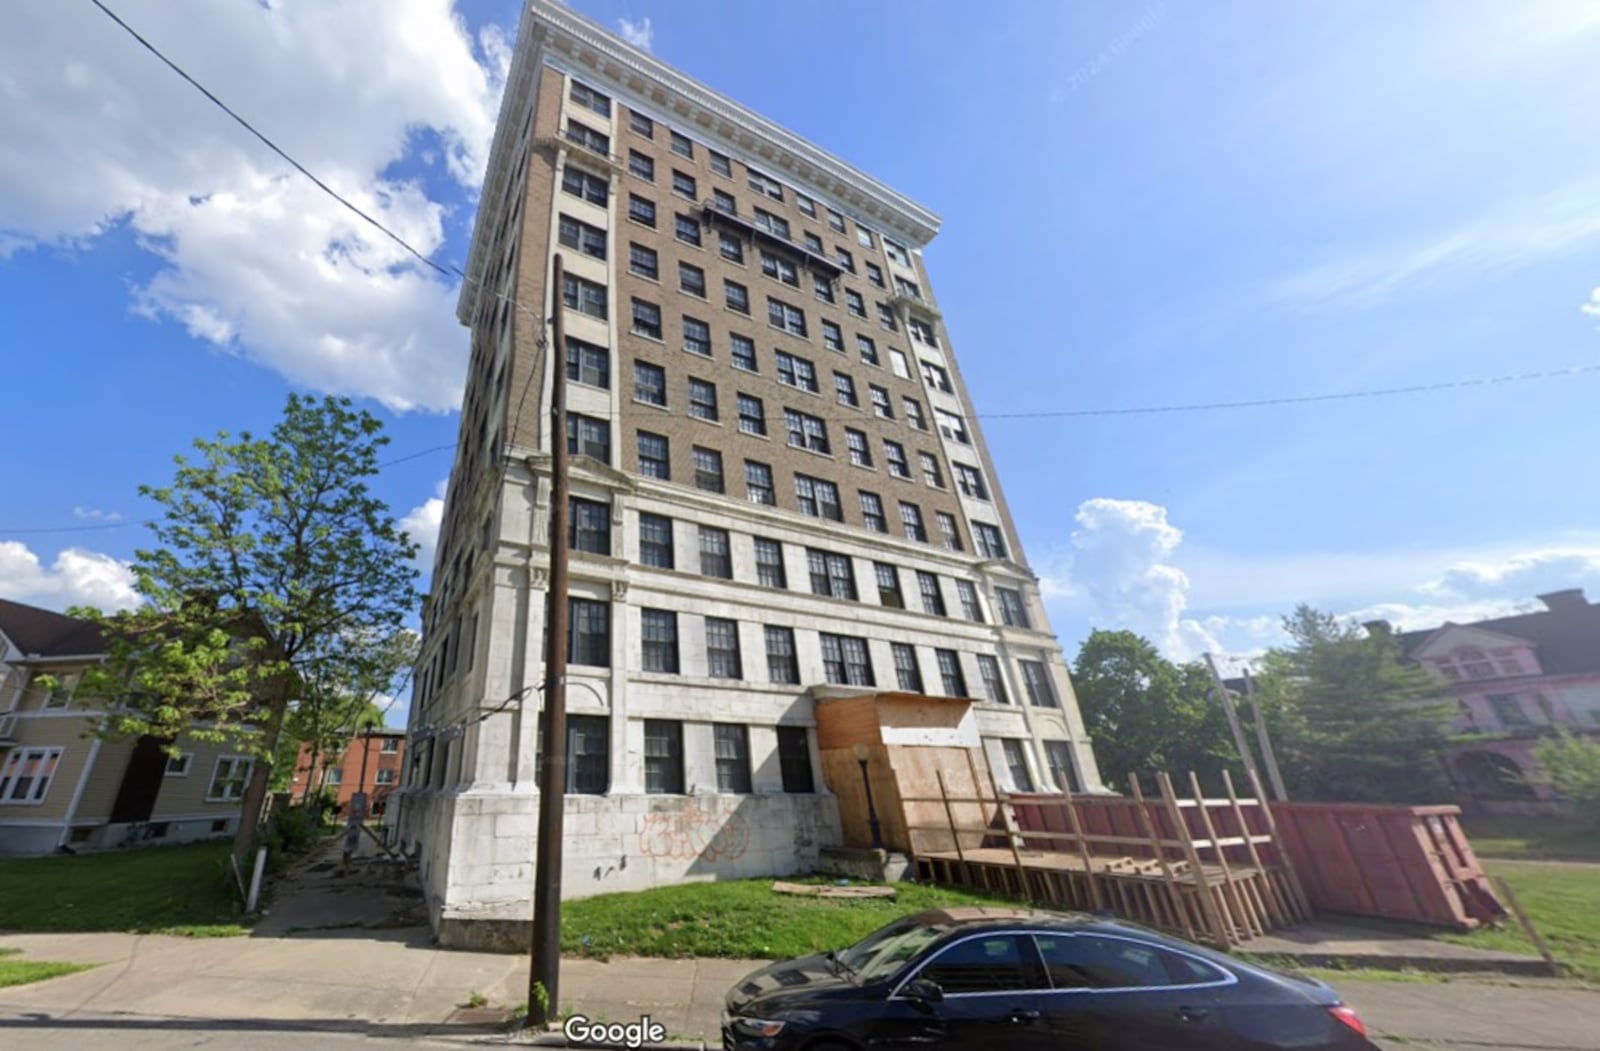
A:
834 918 947 983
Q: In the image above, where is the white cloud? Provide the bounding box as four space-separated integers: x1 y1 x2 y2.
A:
616 16 654 51
1583 286 1600 319
0 541 142 612
0 1 511 412
401 480 448 578
71 507 124 523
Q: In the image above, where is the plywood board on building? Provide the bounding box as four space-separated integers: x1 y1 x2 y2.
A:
772 880 896 899
813 697 883 751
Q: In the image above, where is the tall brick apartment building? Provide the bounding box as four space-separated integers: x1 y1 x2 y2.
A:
397 0 1102 946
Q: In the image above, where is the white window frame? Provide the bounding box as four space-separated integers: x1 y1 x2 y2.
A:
165 752 194 777
0 746 64 805
39 670 82 710
375 768 397 785
206 755 254 803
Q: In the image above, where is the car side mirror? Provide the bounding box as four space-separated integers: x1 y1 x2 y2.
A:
903 978 944 1004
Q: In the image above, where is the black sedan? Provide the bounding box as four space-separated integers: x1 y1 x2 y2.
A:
722 906 1379 1050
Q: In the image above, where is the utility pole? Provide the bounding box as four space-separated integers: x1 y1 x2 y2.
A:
527 253 571 1029
1204 652 1262 793
1242 667 1289 801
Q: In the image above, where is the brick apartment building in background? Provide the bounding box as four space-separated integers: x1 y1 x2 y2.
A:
289 730 406 817
396 0 1103 947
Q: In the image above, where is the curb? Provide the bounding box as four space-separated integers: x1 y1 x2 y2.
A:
1241 950 1559 978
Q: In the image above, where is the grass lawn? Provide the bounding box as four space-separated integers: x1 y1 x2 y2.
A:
1462 817 1600 863
0 840 249 937
1439 858 1600 983
0 948 94 989
560 878 1035 961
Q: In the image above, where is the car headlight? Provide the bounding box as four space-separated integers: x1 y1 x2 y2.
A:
731 1017 787 1038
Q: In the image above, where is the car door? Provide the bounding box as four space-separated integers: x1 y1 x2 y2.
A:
905 932 1056 1051
1031 932 1232 1051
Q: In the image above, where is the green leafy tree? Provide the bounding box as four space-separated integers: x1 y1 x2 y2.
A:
289 628 418 801
1072 629 1237 793
1533 730 1600 827
1255 605 1453 803
73 394 419 862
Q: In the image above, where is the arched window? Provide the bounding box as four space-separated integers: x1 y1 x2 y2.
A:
1455 751 1534 800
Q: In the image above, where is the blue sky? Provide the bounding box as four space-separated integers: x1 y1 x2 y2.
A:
4 1 1600 721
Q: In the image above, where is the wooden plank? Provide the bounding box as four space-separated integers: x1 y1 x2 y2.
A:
1127 774 1197 943
772 881 896 899
1189 770 1260 940
1155 771 1232 948
1230 768 1313 921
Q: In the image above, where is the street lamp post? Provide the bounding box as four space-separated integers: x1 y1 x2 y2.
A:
852 743 884 850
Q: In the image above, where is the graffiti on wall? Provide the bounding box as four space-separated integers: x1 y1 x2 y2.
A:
637 802 750 862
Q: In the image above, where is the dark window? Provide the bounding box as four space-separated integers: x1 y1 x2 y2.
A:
767 297 807 337
866 261 884 287
859 491 887 533
1045 741 1079 793
1021 660 1058 708
628 193 656 227
1488 694 1531 728
567 413 611 462
737 393 766 435
1033 934 1214 990
693 447 725 494
796 193 817 217
954 463 989 499
641 609 679 673
761 250 799 286
885 238 911 266
777 726 814 792
909 317 937 345
713 189 737 214
827 208 846 233
714 724 751 792
955 579 984 622
894 276 922 299
921 360 953 393
814 274 835 304
837 246 855 273
569 80 610 115
730 333 757 371
1002 738 1035 791
978 655 1009 704
997 588 1031 628
698 524 732 577
936 649 968 697
705 618 743 678
634 361 666 406
725 279 750 314
885 441 910 478
683 316 711 356
857 335 880 366
821 320 844 352
710 150 732 177
672 169 697 199
675 213 701 246
893 643 924 693
566 338 610 389
845 289 866 317
807 548 857 600
562 167 608 205
628 149 654 181
559 214 607 260
835 371 859 407
937 512 963 552
720 231 745 263
680 262 707 298
754 537 787 588
776 351 819 392
905 398 928 431
637 431 670 479
563 274 607 319
629 242 659 280
845 428 872 468
632 298 662 339
566 714 609 794
920 452 945 489
639 513 674 569
938 409 971 444
900 501 927 542
644 720 684 794
878 301 899 331
569 497 611 554
688 377 718 420
568 599 610 667
754 208 791 239
765 625 799 684
748 168 784 200
784 408 829 454
670 130 693 158
875 562 903 608
820 633 874 686
975 522 1008 559
628 110 654 137
794 474 842 521
916 936 1039 995
804 231 824 253
912 572 944 616
745 460 775 505
869 385 894 419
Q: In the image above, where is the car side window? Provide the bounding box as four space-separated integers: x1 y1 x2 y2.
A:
1034 934 1212 990
916 935 1040 994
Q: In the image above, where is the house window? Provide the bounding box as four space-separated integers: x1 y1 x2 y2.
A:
821 320 844 352
563 167 609 205
679 262 707 298
713 189 737 214
900 502 927 542
775 351 819 392
628 193 656 227
376 769 397 785
1488 694 1532 729
895 276 923 300
699 524 732 578
206 755 253 803
637 431 670 479
628 110 654 137
885 238 911 266
737 393 767 435
827 208 846 232
566 413 610 463
920 452 945 489
859 491 887 532
754 208 791 239
688 378 719 420
639 513 675 569
710 150 732 177
672 169 697 200
569 497 611 555
0 747 64 805
765 626 800 684
683 316 712 356
569 599 611 667
641 609 680 673
921 360 953 392
954 463 988 499
796 193 817 217
1454 646 1498 680
706 618 743 679
889 348 912 380
856 226 875 249
754 537 787 588
784 409 830 454
956 579 984 621
869 385 894 419
893 643 924 693
670 130 693 158
845 429 872 468
730 333 757 372
777 727 814 792
974 523 1008 559
877 302 899 331
814 274 835 304
380 738 400 754
693 447 725 494
937 409 970 444
807 548 858 600
845 289 866 317
325 768 344 786
804 231 825 253
714 724 752 793
865 262 885 288
745 460 776 505
628 149 654 181
1020 660 1058 708
634 362 666 406
675 213 702 246
836 247 855 273
875 562 904 608
977 655 1009 704
629 242 659 280
1001 739 1035 792
720 232 745 263
631 298 662 339
567 715 609 794
1492 649 1527 676
937 512 963 552
884 440 910 478
997 588 1031 628
834 372 859 407
558 214 607 260
1045 741 1079 792
725 280 750 314
917 571 947 616
566 338 610 389
761 251 799 286
857 335 880 367
748 168 784 200
820 634 874 686
795 474 842 521
563 274 607 319
644 720 684 794
767 297 807 337
165 752 193 777
569 80 610 116
909 317 937 346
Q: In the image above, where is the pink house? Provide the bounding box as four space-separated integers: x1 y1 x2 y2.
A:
1373 588 1600 815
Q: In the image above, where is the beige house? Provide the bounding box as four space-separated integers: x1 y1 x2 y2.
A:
0 597 250 855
